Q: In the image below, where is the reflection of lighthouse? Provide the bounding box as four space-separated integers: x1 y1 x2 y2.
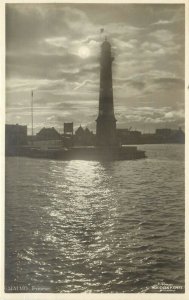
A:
96 38 117 146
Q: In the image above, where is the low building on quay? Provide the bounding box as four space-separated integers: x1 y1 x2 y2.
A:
5 124 27 155
28 127 63 150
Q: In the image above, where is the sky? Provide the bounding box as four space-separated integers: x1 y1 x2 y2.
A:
6 3 185 134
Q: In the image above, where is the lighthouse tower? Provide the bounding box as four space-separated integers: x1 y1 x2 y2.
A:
96 38 117 147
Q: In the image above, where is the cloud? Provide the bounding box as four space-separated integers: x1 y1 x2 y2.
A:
153 77 184 89
116 106 184 131
152 20 173 25
149 29 175 45
6 3 185 132
74 80 96 91
115 78 146 91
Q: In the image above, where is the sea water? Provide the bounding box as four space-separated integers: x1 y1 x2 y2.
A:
5 144 185 293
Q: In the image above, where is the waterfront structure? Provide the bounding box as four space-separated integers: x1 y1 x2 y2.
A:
30 127 63 150
6 124 27 146
155 127 185 144
117 129 142 145
96 38 117 146
5 124 27 155
64 122 73 136
5 37 146 160
74 125 94 146
36 127 61 140
116 127 185 144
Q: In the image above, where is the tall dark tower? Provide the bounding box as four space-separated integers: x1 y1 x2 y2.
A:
96 38 117 146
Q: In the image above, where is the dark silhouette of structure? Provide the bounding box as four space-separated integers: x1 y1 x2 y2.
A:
155 128 185 143
116 127 185 144
63 122 74 147
96 38 117 146
5 124 27 155
29 127 63 150
6 124 27 145
74 125 94 146
36 127 61 140
5 37 146 160
64 122 73 136
117 129 142 145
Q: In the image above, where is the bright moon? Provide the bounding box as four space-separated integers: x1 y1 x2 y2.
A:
78 46 90 58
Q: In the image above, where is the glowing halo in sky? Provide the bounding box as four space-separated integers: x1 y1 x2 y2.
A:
78 46 90 58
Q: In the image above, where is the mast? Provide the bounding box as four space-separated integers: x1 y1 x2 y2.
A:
31 90 34 144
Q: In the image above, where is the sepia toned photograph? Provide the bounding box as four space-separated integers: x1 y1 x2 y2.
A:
4 0 185 295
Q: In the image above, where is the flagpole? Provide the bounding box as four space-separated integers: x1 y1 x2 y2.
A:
31 90 33 144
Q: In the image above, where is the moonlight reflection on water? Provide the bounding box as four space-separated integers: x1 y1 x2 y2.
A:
5 145 184 293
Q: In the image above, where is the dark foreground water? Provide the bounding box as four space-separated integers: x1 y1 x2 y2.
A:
5 144 185 293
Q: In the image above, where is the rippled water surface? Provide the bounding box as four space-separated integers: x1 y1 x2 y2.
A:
5 144 185 293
